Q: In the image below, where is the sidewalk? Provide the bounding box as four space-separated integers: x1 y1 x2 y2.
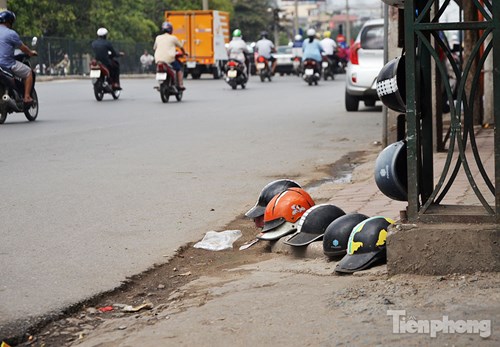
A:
10 129 499 346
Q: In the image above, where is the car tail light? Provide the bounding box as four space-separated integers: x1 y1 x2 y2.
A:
351 72 357 84
350 42 361 65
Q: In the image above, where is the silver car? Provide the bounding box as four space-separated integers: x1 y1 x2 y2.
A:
345 18 384 112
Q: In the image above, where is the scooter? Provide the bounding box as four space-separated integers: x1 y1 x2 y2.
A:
302 59 321 86
322 55 335 81
224 59 247 90
0 37 39 124
89 56 122 101
154 53 184 103
256 55 272 82
292 56 302 76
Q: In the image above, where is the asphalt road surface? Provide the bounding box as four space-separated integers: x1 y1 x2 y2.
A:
0 74 383 334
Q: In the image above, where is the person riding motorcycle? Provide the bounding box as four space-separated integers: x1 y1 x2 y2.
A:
302 28 323 74
153 21 187 90
254 31 277 75
320 31 338 67
291 34 303 58
0 10 37 104
226 29 250 77
91 27 123 90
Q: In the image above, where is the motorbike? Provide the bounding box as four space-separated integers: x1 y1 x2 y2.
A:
89 57 121 101
0 37 39 124
334 48 348 74
154 52 184 102
224 59 247 90
321 55 335 81
255 55 272 82
302 59 321 86
292 56 302 76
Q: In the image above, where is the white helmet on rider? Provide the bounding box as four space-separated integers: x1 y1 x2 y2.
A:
97 27 109 37
306 28 316 37
294 34 302 41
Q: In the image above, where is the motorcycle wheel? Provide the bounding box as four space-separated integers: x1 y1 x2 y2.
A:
94 82 104 101
259 72 265 82
175 90 183 102
112 90 121 100
160 84 170 103
24 89 39 121
0 108 6 124
231 84 237 90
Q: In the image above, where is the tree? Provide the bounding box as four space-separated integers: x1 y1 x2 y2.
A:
230 0 273 43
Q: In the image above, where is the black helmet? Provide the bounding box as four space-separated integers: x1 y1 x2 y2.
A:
0 10 16 25
322 213 369 257
376 55 406 113
245 179 301 219
260 31 269 38
162 21 173 34
284 204 345 247
374 140 407 201
335 216 395 274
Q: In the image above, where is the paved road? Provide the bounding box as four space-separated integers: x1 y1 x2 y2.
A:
0 75 382 333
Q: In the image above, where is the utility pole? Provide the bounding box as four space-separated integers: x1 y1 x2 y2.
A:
345 0 351 45
294 0 299 35
202 0 209 10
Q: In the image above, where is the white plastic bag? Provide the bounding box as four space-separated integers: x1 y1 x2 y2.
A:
193 230 242 251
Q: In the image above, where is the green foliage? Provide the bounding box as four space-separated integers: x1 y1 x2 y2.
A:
230 0 273 43
6 0 233 43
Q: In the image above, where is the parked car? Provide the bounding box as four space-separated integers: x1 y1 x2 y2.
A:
345 18 384 111
273 45 294 75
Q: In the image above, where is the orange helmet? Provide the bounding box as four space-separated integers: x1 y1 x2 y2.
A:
262 187 315 233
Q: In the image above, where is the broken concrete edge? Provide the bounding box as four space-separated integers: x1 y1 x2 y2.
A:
0 245 189 344
387 222 500 275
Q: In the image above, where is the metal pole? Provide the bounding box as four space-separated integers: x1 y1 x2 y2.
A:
345 0 351 45
294 0 299 35
382 3 389 148
274 9 279 47
202 0 209 10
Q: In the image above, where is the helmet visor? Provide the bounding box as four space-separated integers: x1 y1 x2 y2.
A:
262 217 286 232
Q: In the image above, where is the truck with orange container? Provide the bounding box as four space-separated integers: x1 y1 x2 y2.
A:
165 10 230 79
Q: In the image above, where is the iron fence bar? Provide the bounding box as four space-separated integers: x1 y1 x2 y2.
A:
464 41 495 195
406 0 421 220
415 30 459 213
435 37 495 205
473 0 492 21
415 22 491 31
493 0 500 222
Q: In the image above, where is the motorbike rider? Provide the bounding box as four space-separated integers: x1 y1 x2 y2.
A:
291 34 303 58
153 21 187 90
302 28 323 74
0 10 37 104
91 27 123 90
320 31 338 67
226 29 250 77
254 31 277 75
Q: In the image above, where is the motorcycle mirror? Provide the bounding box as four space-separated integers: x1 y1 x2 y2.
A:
31 37 38 47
